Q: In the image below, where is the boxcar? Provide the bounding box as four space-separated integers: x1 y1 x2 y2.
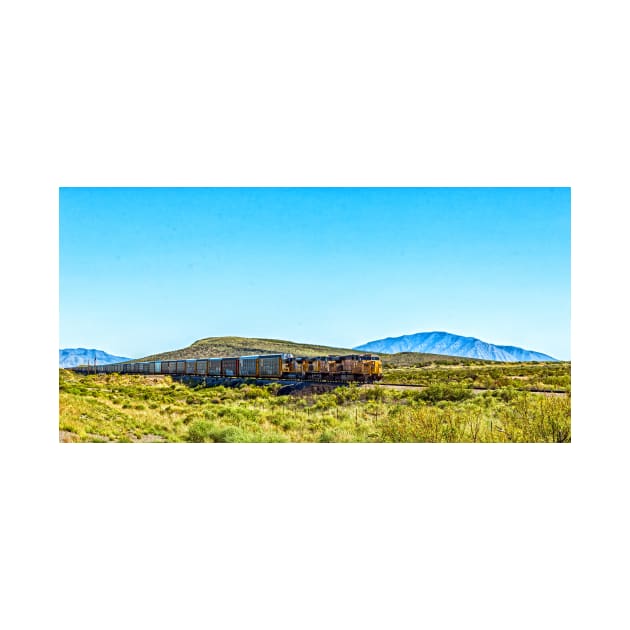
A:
239 356 258 377
208 358 222 376
195 359 208 376
176 360 186 374
165 361 177 374
259 354 283 378
221 357 239 377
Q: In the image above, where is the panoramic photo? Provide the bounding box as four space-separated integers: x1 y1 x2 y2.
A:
59 187 570 443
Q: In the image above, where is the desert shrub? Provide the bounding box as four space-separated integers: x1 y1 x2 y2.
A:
186 420 286 443
379 405 477 442
318 428 355 442
312 394 338 411
280 417 299 431
216 406 260 425
495 396 571 442
418 384 474 404
365 386 386 402
490 387 521 403
464 410 485 442
238 385 262 400
187 420 217 442
318 430 335 443
334 384 361 404
380 407 444 442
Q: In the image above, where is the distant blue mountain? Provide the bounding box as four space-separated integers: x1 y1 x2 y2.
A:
59 348 132 368
354 331 558 362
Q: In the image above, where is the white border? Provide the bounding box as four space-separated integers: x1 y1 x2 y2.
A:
3 1 629 629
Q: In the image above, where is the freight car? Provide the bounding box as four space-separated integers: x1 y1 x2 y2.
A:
75 353 383 383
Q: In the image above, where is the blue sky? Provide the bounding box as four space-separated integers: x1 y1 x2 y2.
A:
59 188 571 359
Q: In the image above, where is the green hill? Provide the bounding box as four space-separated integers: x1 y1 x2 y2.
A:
137 336 358 362
135 335 486 367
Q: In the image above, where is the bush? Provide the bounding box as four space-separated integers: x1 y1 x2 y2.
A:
216 406 260 424
334 384 362 404
365 386 386 402
418 384 474 404
380 407 445 442
490 387 521 403
496 396 571 442
186 420 287 443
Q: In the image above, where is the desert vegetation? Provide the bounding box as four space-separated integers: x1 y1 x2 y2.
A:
59 368 570 443
384 362 570 391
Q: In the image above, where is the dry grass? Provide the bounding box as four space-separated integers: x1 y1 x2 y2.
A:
59 369 570 443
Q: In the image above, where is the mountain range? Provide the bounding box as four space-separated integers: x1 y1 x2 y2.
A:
59 348 132 368
60 331 558 368
354 331 558 362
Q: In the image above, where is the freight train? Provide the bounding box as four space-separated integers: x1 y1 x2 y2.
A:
73 353 383 383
